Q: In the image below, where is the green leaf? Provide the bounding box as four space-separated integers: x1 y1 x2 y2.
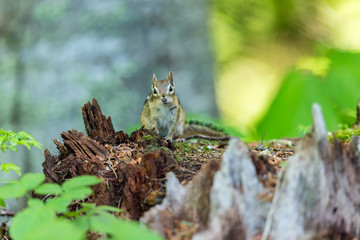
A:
62 176 102 191
9 146 17 152
10 202 52 239
0 198 5 207
10 203 83 240
27 198 44 207
89 212 121 234
0 163 21 175
255 50 360 139
20 173 45 191
35 183 62 195
62 187 93 201
90 216 164 240
73 215 91 234
94 205 121 213
25 219 84 240
0 182 26 199
63 203 95 218
45 197 71 213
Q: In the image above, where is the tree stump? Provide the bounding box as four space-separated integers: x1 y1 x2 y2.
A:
42 98 178 219
262 104 360 240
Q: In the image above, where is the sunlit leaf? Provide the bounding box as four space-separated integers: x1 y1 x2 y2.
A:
10 203 83 240
35 183 62 195
62 176 102 191
90 215 164 240
0 182 26 199
0 163 21 175
45 197 71 213
20 173 45 191
95 205 122 213
62 187 93 201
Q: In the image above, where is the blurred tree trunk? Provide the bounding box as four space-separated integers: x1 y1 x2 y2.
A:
0 0 36 174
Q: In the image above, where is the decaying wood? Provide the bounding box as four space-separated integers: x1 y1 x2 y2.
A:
141 160 221 239
42 99 178 219
82 98 116 143
262 104 360 240
42 98 360 239
141 138 268 240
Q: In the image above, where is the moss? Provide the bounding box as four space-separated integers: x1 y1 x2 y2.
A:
328 128 360 143
173 142 198 153
143 134 153 140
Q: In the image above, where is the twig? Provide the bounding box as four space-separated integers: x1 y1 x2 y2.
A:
105 160 118 178
0 209 15 217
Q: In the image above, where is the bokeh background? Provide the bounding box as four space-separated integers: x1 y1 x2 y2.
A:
1 0 360 184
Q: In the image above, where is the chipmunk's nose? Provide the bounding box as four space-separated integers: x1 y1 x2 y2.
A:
162 95 165 98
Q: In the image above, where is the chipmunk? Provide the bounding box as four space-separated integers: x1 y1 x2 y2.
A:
141 72 185 140
141 72 229 141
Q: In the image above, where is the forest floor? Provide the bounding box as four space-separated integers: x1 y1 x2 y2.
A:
172 137 295 194
150 136 296 240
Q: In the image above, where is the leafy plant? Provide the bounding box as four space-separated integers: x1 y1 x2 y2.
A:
0 174 163 240
0 129 42 208
0 129 42 175
0 129 42 153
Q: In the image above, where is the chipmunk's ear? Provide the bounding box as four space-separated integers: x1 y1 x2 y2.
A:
152 74 157 87
167 71 174 85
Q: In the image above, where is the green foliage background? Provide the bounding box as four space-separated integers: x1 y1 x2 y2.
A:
256 49 360 139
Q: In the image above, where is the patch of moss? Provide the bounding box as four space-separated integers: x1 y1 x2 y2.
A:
143 134 153 140
174 142 198 153
328 128 360 143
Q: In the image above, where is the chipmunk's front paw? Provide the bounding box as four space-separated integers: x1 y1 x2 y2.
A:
164 136 174 142
151 127 160 134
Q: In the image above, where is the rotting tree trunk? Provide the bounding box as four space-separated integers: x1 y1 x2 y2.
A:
141 103 360 240
42 98 179 220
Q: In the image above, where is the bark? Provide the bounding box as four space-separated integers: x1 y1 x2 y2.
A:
42 98 177 219
262 104 360 240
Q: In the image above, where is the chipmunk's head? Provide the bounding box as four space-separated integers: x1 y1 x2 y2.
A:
151 72 176 105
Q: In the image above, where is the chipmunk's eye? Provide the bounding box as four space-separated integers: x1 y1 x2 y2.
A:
153 88 157 94
169 86 173 92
